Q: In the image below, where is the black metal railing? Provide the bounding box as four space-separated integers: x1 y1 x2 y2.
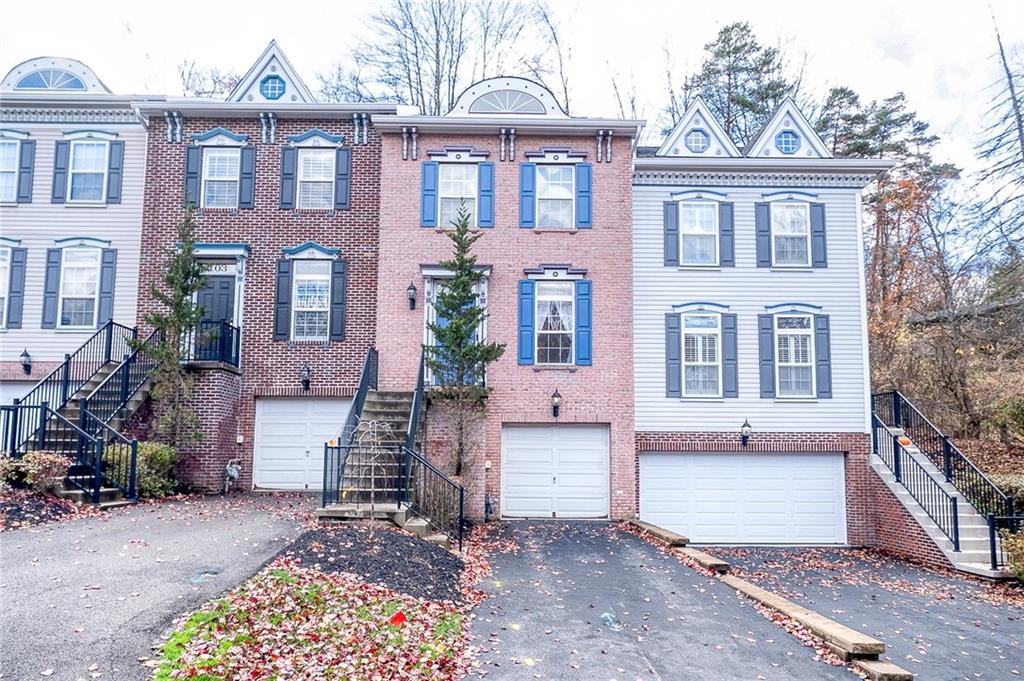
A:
183 321 240 366
873 415 961 550
987 514 1023 571
322 347 378 507
80 409 138 501
406 348 426 451
873 390 1012 517
400 446 466 550
84 329 161 429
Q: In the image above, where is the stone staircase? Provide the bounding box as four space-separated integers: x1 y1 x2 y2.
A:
316 502 449 547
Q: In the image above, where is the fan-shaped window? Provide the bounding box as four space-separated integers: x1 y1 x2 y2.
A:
469 90 546 114
15 69 86 91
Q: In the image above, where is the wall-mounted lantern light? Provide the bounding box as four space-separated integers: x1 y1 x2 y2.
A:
20 349 31 375
740 419 752 447
301 364 311 392
551 389 562 418
407 281 418 310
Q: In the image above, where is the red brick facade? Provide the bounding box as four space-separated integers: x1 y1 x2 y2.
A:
867 469 955 570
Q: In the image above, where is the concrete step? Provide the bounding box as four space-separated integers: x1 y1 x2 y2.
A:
403 517 430 537
56 484 122 504
316 504 399 521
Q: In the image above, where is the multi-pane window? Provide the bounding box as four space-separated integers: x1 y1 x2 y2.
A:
59 248 100 328
0 247 9 326
535 281 574 365
291 260 331 341
68 141 108 202
682 314 721 396
776 314 814 397
298 148 335 209
679 201 718 265
536 165 574 228
0 141 18 202
201 148 241 209
776 130 801 154
685 129 709 153
771 202 811 266
438 163 477 227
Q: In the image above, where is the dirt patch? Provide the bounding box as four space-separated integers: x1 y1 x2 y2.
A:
959 438 1024 476
0 489 88 531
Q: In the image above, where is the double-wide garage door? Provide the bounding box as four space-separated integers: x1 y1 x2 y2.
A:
639 452 846 544
501 424 610 518
253 398 352 490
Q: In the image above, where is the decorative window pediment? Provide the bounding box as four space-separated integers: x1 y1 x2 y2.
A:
524 147 586 164
63 130 117 142
287 129 345 147
671 301 730 313
54 236 110 249
523 263 587 280
282 241 339 260
0 129 30 141
764 302 824 314
657 97 740 158
192 127 249 147
426 146 489 162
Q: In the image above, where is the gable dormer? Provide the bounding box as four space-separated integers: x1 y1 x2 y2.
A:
226 40 315 104
657 97 739 158
743 98 831 159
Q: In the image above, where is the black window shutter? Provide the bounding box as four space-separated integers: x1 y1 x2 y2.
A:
665 313 682 397
814 314 833 398
722 313 738 397
51 141 69 204
97 249 117 324
238 145 256 209
273 259 292 340
811 203 828 267
329 260 348 341
16 140 35 203
755 202 772 267
41 248 61 328
758 314 776 398
664 201 679 267
5 247 27 328
334 147 351 210
184 147 202 206
719 202 735 267
105 141 124 204
279 147 297 209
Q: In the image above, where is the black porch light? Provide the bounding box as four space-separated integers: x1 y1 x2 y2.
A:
20 349 31 375
551 389 562 418
740 419 752 447
301 364 311 392
407 281 418 310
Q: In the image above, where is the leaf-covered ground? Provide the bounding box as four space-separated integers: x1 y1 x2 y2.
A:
0 488 92 531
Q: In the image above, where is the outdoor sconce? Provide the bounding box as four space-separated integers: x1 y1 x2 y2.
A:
301 364 311 392
740 419 752 447
552 388 562 418
20 349 31 375
407 281 418 310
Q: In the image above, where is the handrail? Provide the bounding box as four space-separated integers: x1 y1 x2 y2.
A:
987 514 1023 571
183 320 240 366
322 347 378 507
400 445 466 550
81 408 138 500
406 347 425 451
85 328 161 427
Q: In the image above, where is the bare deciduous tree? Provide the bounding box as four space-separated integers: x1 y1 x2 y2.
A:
177 60 239 99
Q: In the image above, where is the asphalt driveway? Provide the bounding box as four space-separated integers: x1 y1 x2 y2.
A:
0 493 313 680
716 547 1024 681
471 522 849 680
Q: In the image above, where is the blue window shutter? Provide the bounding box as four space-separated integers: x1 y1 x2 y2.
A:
663 201 679 267
722 313 738 397
279 147 297 209
810 203 828 267
41 249 61 328
16 140 35 203
105 141 124 204
5 248 27 328
814 314 833 398
420 161 438 227
51 141 69 204
758 314 776 398
575 279 592 365
665 313 681 398
477 162 495 227
238 145 256 209
519 163 536 228
755 202 771 267
97 249 117 324
719 202 735 267
329 260 347 341
334 147 352 210
184 146 202 206
517 279 535 365
575 162 592 228
273 259 292 340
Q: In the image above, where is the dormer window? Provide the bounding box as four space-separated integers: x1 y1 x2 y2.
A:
260 75 286 100
684 129 710 154
775 130 801 155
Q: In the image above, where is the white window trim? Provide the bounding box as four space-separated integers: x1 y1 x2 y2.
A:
770 201 812 268
66 139 109 205
0 245 10 329
437 162 478 228
290 260 331 342
57 246 101 329
296 148 336 210
200 147 241 210
0 140 20 204
681 312 722 398
535 164 575 230
678 199 720 267
534 280 575 366
774 313 816 398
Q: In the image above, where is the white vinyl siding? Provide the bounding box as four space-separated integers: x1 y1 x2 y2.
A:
201 147 241 209
771 202 811 266
679 201 718 266
535 280 574 365
0 247 9 326
438 163 477 227
776 314 815 397
291 260 331 341
0 141 18 202
683 313 721 397
537 165 574 228
298 148 334 209
68 140 108 203
58 247 101 328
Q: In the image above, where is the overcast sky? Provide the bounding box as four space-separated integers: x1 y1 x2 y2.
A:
2 0 1021 174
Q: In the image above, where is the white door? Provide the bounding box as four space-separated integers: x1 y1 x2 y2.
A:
501 424 609 519
253 398 352 490
639 452 846 544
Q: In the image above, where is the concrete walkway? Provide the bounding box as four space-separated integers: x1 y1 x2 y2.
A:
0 493 313 680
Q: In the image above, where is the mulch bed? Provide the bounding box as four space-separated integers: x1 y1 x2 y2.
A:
0 489 85 531
278 523 466 603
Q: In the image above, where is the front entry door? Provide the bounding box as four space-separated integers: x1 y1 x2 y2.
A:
195 276 236 361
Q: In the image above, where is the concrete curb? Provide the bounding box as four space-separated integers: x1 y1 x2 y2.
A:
627 519 690 546
852 659 916 680
678 547 729 573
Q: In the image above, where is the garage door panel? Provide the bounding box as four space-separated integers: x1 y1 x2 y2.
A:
254 398 351 490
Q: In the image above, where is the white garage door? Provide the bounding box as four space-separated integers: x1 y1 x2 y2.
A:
254 398 352 490
501 424 609 519
639 453 846 544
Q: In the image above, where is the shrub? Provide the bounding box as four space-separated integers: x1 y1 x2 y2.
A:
0 456 17 492
1000 528 1024 581
990 473 1024 514
21 451 72 493
136 441 177 498
996 396 1024 442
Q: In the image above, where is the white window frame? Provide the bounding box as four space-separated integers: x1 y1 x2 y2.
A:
770 201 812 267
57 246 101 329
535 164 575 229
685 129 709 153
0 246 10 329
534 280 575 366
290 260 331 342
679 200 719 266
201 147 241 210
0 140 19 203
438 162 478 228
681 312 722 397
67 139 109 204
297 148 335 210
774 313 816 398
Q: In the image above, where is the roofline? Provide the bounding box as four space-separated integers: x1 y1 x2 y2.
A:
1 92 143 108
374 115 645 137
633 156 896 175
132 99 400 118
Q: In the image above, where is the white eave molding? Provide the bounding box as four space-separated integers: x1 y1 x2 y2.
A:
633 156 896 175
374 115 644 138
